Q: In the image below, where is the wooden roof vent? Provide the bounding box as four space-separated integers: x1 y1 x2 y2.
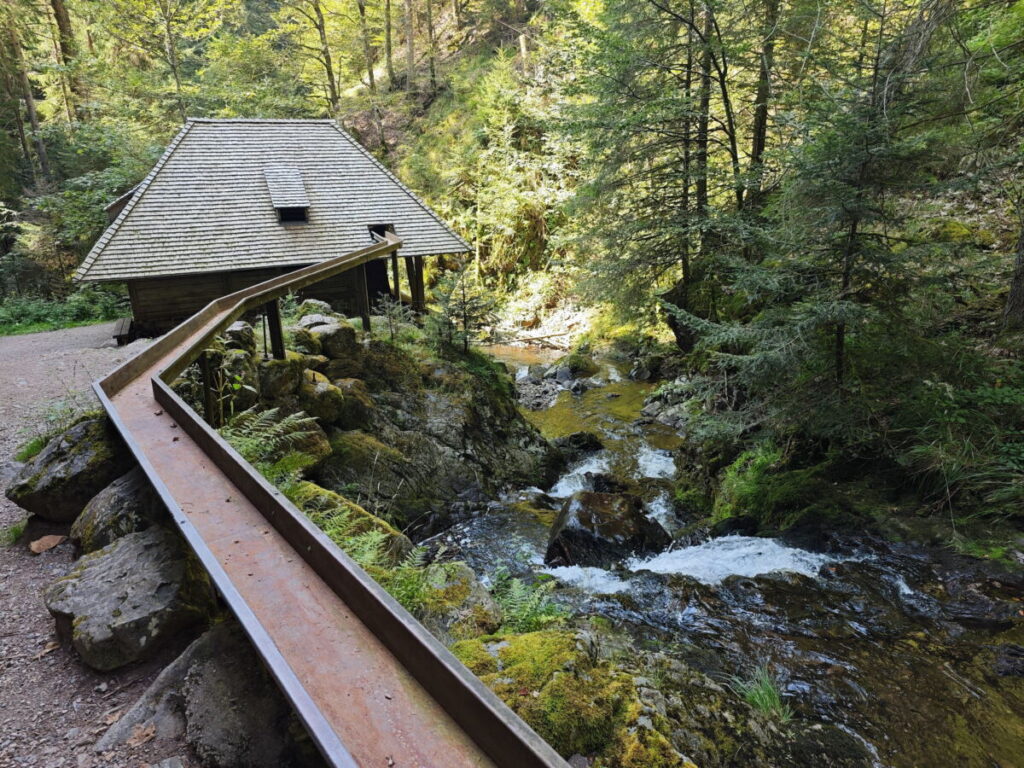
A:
264 166 310 223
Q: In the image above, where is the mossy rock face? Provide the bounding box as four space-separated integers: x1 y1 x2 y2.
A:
286 480 412 561
6 418 133 523
360 340 422 391
454 632 693 765
417 562 502 643
328 378 375 428
71 468 167 553
258 355 305 399
546 492 671 568
314 322 360 360
285 326 322 356
549 353 600 380
44 528 213 672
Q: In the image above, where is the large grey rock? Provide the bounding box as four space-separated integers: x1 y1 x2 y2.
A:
6 418 133 523
258 354 304 399
314 322 360 360
223 321 256 355
70 468 166 553
45 528 212 671
296 313 336 330
97 621 323 768
545 491 670 568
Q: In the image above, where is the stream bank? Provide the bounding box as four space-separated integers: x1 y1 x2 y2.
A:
427 345 1024 768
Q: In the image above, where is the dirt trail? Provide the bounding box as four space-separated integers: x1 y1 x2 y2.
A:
0 323 194 768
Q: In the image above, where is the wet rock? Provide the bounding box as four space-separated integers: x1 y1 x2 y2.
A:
44 528 213 671
258 354 304 399
315 322 360 360
6 418 133 523
223 321 256 354
941 587 1017 631
70 468 166 553
97 621 321 768
994 644 1024 676
553 431 604 463
546 353 599 382
296 313 336 330
546 491 671 568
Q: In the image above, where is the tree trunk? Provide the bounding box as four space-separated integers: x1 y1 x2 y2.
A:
8 25 50 179
312 0 340 113
356 0 376 92
404 0 415 91
49 0 82 114
384 0 397 84
695 6 712 237
162 15 186 122
746 0 779 211
425 0 437 92
1004 222 1024 330
451 0 461 29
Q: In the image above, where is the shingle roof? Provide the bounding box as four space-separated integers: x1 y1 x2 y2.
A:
75 119 470 283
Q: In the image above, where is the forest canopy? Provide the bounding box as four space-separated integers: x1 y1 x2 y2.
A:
2 0 1023 520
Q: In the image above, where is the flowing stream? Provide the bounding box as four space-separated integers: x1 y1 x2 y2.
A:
426 346 1024 767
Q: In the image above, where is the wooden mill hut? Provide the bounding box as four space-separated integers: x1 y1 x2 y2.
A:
74 118 470 337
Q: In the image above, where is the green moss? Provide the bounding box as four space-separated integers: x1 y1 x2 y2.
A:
1 519 26 546
509 501 558 527
14 434 48 462
286 480 406 547
600 726 697 768
329 430 406 470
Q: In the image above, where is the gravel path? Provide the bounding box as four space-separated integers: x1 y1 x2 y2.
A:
0 323 194 768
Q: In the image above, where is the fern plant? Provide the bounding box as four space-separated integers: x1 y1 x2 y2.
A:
219 407 319 464
491 569 565 633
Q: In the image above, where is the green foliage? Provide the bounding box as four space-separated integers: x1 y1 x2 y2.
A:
426 267 497 353
219 406 319 464
491 569 565 633
732 666 793 723
1 519 27 547
0 287 127 335
14 434 48 462
375 292 416 342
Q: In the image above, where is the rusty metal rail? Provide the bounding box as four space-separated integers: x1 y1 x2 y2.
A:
93 234 567 768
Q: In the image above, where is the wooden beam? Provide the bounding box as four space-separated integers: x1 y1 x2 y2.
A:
413 256 426 313
356 263 372 333
265 299 286 360
404 256 418 314
391 252 401 301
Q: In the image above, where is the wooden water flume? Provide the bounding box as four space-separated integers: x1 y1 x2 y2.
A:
93 234 568 768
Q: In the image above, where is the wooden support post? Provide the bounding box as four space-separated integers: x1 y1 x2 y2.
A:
356 263 372 333
404 256 419 314
265 299 286 360
413 256 426 313
391 252 401 301
199 351 219 428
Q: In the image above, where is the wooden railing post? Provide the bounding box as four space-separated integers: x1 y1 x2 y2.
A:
265 298 286 360
199 350 219 427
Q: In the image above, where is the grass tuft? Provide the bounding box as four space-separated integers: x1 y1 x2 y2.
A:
733 666 793 723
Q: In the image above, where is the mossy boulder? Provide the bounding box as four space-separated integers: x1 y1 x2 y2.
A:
285 326 322 355
546 492 671 567
454 632 692 765
6 418 133 523
258 354 305 399
547 353 600 381
296 313 336 331
295 370 349 423
223 321 257 355
71 468 166 553
330 378 375 428
221 348 260 412
44 528 213 671
417 562 502 642
553 431 604 463
315 322 360 360
296 298 335 317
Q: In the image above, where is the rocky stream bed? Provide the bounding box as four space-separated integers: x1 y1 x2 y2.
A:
429 345 1024 768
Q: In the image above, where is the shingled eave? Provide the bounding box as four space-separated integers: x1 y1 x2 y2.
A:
74 121 198 283
327 122 472 255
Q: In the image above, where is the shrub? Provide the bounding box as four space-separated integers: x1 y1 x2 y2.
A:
732 666 793 723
